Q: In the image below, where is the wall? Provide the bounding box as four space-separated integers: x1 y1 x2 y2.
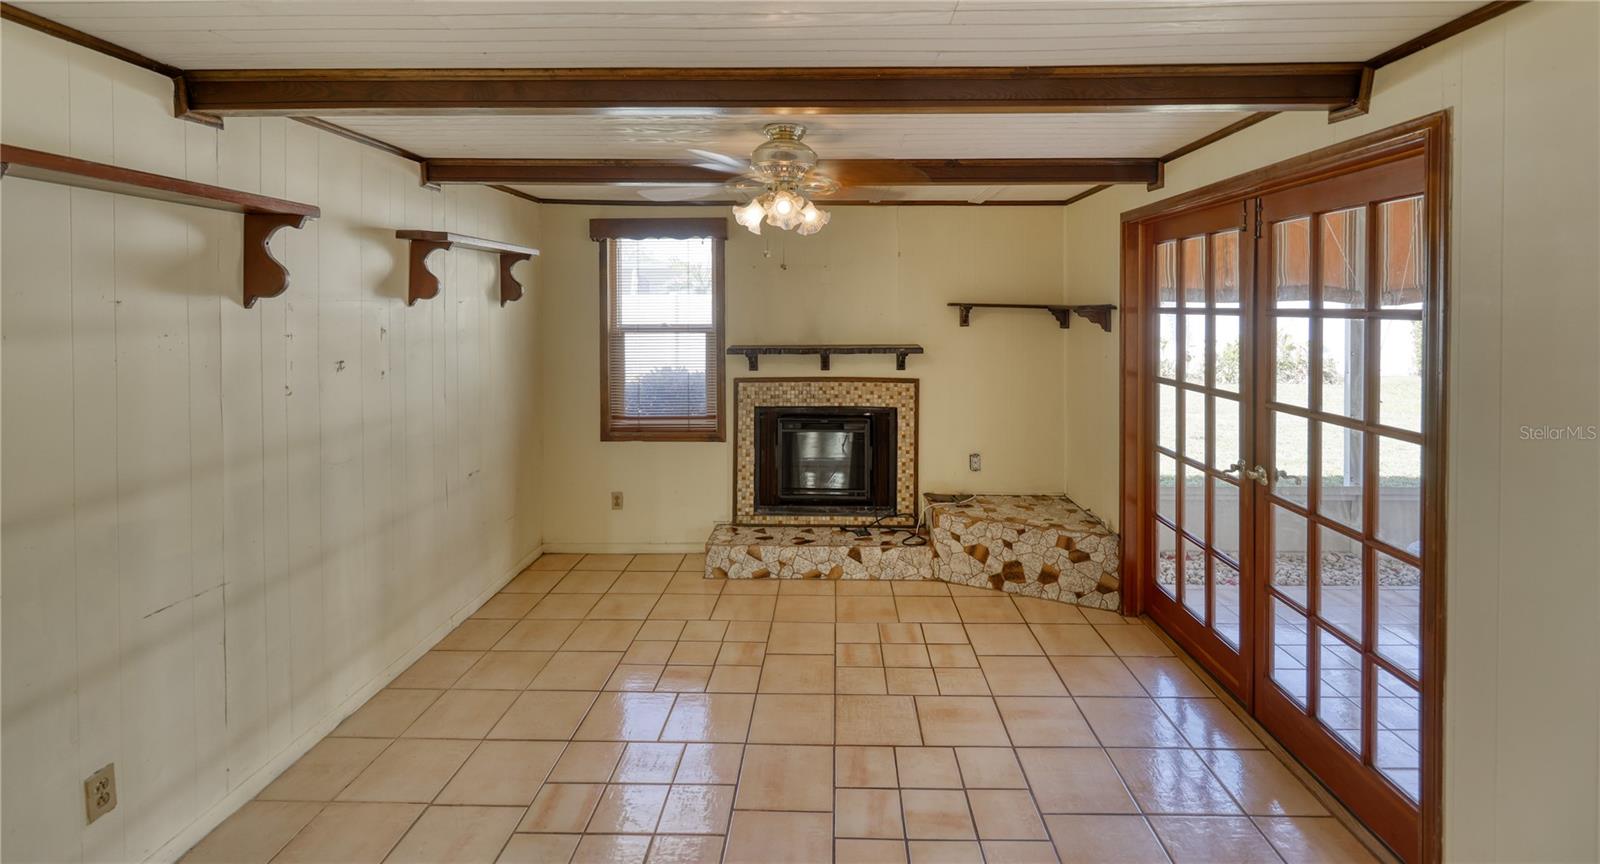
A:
1059 3 1599 861
539 204 1076 549
0 23 545 864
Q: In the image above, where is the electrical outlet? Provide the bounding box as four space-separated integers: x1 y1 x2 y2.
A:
969 453 982 472
610 491 624 510
84 764 116 824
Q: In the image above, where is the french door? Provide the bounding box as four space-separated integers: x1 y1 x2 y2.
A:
1126 116 1446 864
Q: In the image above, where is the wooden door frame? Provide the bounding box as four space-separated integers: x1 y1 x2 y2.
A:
1119 111 1448 864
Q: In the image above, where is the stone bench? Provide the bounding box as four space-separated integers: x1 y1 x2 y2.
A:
925 493 1121 611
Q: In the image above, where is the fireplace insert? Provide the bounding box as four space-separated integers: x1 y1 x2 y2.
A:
754 406 897 517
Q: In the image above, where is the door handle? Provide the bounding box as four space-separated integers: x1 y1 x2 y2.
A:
1226 462 1269 486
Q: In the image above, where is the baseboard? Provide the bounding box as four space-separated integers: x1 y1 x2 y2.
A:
145 543 545 863
545 542 707 554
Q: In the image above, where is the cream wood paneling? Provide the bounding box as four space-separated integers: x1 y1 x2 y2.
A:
509 181 1097 204
17 1 1481 68
538 203 1075 550
0 22 545 864
333 112 1253 161
1058 3 1598 861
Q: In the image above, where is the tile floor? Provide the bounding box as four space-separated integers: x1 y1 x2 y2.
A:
182 553 1383 864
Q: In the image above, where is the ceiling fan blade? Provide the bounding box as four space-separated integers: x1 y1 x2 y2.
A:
686 148 749 173
635 185 726 202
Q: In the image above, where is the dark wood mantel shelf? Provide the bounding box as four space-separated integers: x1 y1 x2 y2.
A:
395 230 539 307
0 144 320 309
727 344 924 372
949 302 1116 332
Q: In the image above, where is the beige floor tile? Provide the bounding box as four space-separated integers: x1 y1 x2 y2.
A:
393 652 482 689
1253 816 1380 863
554 569 621 594
716 641 766 665
665 641 721 666
1197 750 1327 816
647 834 723 864
733 744 833 811
637 620 686 641
490 691 599 741
623 641 676 666
886 668 940 696
953 748 1026 789
497 833 581 863
529 593 603 619
759 654 834 693
779 580 836 595
575 692 678 741
954 597 1023 624
612 743 686 783
1096 624 1174 657
681 620 729 641
928 644 979 668
587 594 660 620
610 571 675 594
678 553 708 572
577 554 635 571
892 581 950 596
657 784 735 834
921 624 969 644
836 746 899 788
607 664 666 691
402 689 518 739
456 652 555 690
1050 657 1144 697
915 697 1010 746
838 596 901 623
1043 814 1168 864
977 657 1068 696
837 580 894 596
895 597 962 623
1017 748 1137 814
332 689 441 738
837 839 909 864
883 643 932 667
901 789 976 840
837 667 889 695
1080 608 1134 626
935 669 991 696
590 784 671 833
1109 749 1240 815
994 697 1097 747
504 570 563 593
710 594 776 621
573 834 652 864
723 621 769 642
965 624 1044 656
748 693 834 744
473 593 541 620
908 840 983 864
666 573 724 596
655 665 712 692
967 789 1047 840
1122 657 1212 698
496 620 582 652
386 805 523 863
945 584 1001 598
528 651 623 690
549 741 626 783
258 737 389 801
630 553 685 572
649 594 719 620
438 620 517 651
1013 597 1088 624
896 747 962 788
725 811 833 864
981 840 1059 864
837 788 905 839
1154 698 1262 750
837 695 924 745
1077 698 1187 748
706 665 761 693
838 643 885 667
178 800 323 864
519 783 605 832
436 740 564 806
879 623 926 644
721 579 779 595
1029 625 1113 657
337 739 477 803
775 595 835 622
675 743 744 784
766 621 835 654
1148 816 1279 863
530 553 583 571
659 693 755 743
271 802 422 864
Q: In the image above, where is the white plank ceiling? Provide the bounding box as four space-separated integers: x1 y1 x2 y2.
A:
22 1 1480 68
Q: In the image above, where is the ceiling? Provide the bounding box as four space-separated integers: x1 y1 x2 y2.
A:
13 1 1488 205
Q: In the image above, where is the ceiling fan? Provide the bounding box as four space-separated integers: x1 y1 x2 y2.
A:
638 123 841 235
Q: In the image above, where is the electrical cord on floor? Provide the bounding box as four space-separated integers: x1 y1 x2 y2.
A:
864 512 928 546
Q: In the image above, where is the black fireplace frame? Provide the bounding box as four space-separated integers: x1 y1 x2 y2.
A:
753 405 898 518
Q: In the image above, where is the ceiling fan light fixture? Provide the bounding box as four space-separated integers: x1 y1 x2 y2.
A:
724 123 837 236
796 201 830 236
734 197 766 235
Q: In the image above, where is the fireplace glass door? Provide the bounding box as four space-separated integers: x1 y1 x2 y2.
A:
779 418 871 503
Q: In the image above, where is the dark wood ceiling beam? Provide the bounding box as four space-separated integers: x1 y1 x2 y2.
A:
421 158 1161 187
179 64 1367 117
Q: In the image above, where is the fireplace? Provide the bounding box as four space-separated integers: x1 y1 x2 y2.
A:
754 406 897 518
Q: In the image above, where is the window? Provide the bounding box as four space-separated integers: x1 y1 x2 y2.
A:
592 218 728 441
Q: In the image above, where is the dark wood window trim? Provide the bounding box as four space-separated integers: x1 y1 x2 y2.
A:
593 218 728 443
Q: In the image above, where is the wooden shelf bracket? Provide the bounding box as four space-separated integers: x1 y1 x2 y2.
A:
396 230 539 307
243 213 312 308
949 302 1116 333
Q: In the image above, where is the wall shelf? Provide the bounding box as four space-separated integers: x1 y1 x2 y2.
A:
727 344 924 372
0 144 320 308
948 302 1116 332
395 230 539 307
